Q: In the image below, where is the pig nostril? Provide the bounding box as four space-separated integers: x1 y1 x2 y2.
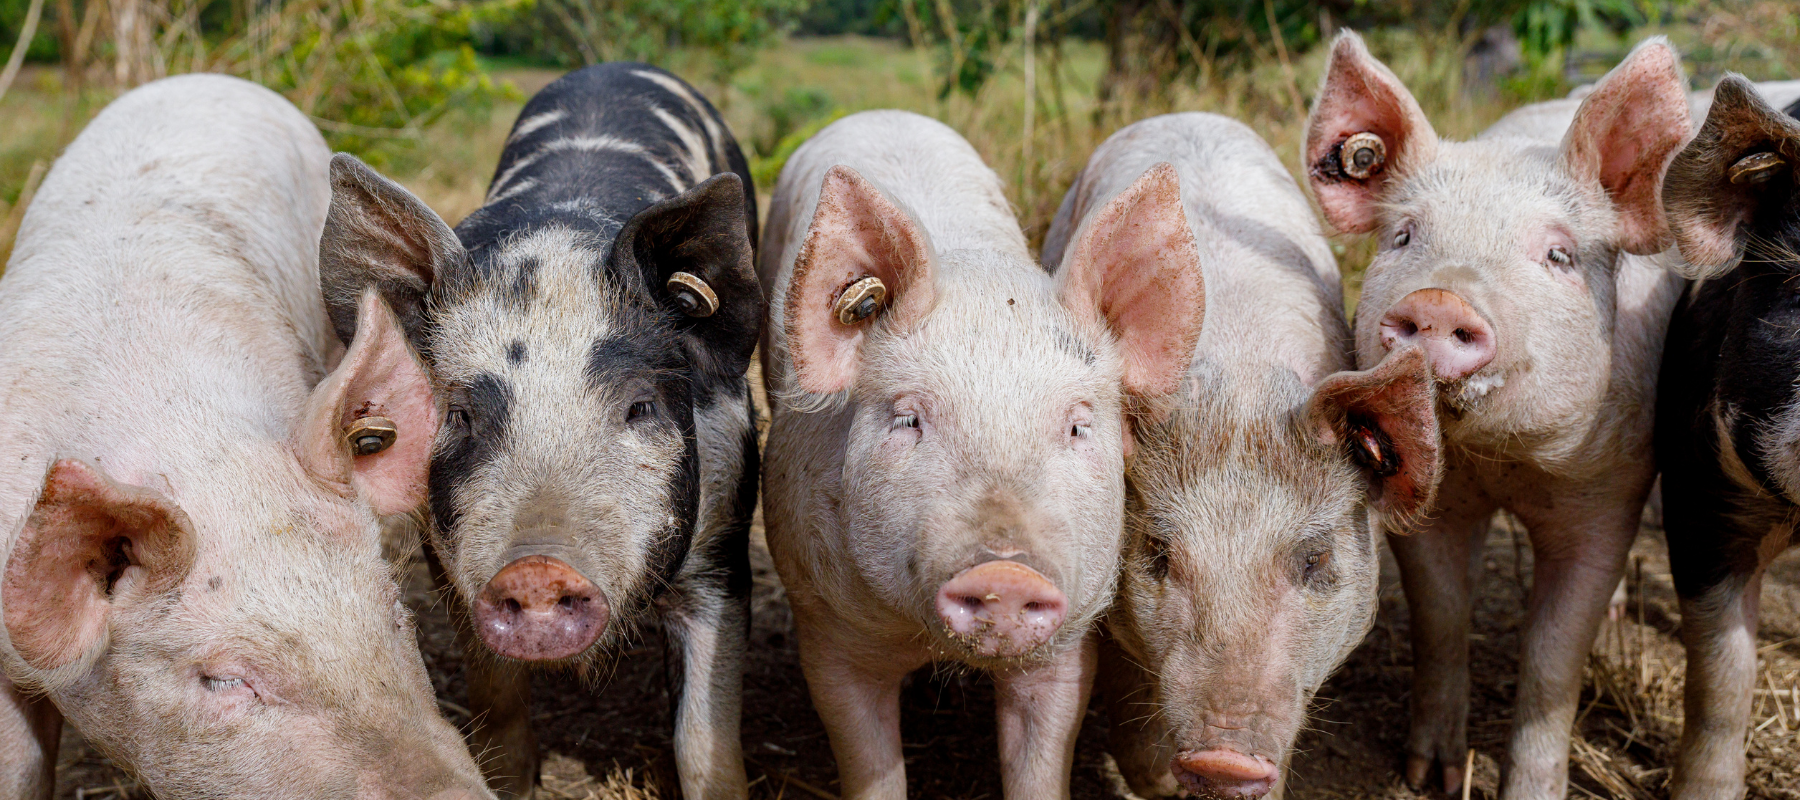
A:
1400 320 1418 337
959 595 985 610
1023 601 1045 612
1454 327 1473 344
504 598 522 614
557 595 575 610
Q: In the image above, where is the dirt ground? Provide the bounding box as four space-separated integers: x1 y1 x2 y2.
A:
51 484 1800 800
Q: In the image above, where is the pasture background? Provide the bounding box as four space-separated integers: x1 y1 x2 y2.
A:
5 1 1798 797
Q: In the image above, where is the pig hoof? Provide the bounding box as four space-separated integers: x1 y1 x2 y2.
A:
1404 755 1430 790
935 560 1066 658
474 555 609 660
1171 749 1277 798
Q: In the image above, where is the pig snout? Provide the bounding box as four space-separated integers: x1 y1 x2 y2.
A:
1171 748 1279 799
1378 288 1495 381
472 555 609 660
934 560 1067 658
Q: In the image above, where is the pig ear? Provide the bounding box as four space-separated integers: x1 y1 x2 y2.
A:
320 153 463 352
1056 162 1204 399
611 172 763 386
1663 75 1800 277
2 459 197 672
1306 347 1442 525
294 288 439 517
1559 37 1693 256
785 165 935 395
1305 30 1439 234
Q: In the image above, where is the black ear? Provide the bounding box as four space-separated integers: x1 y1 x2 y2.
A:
1663 75 1800 277
611 172 763 385
319 153 465 351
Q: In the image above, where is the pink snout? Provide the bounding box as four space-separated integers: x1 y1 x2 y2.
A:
1378 288 1495 380
472 555 608 661
1172 748 1279 798
934 560 1067 658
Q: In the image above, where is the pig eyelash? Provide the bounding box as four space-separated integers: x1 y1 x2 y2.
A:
892 413 920 431
446 406 471 436
1392 227 1411 248
201 674 248 693
1546 246 1574 269
627 398 657 422
1069 422 1091 439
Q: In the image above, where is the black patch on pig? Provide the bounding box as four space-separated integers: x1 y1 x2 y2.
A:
507 256 539 301
430 373 513 534
1657 113 1800 602
506 340 526 364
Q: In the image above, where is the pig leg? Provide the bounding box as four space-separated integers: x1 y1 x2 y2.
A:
1503 501 1640 799
994 633 1098 800
1388 468 1496 795
793 603 919 800
661 548 751 798
427 543 539 798
1097 633 1179 798
0 673 58 800
1671 570 1763 799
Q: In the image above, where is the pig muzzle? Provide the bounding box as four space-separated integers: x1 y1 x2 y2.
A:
472 555 609 661
1378 288 1496 382
934 559 1067 659
1171 748 1279 799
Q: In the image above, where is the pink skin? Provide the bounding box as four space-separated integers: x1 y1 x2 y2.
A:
1173 749 1280 798
1378 289 1496 381
472 555 610 662
935 560 1068 659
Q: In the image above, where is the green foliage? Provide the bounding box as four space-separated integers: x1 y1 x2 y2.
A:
1512 0 1660 58
507 0 809 86
0 0 56 63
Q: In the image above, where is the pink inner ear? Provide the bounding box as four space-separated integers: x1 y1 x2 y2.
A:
1307 347 1441 525
1059 163 1204 399
1562 39 1691 255
1305 32 1438 234
2 459 195 671
784 165 934 395
295 289 439 517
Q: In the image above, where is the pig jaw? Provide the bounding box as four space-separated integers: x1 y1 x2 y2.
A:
1352 141 1620 455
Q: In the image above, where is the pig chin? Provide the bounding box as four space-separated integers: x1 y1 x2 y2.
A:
1439 367 1507 417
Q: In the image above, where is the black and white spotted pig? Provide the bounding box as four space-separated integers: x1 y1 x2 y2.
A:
315 63 762 799
1656 74 1800 800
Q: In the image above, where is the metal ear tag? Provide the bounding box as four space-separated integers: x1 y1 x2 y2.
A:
666 272 719 317
1728 152 1786 186
346 416 398 457
834 276 888 326
1341 132 1388 180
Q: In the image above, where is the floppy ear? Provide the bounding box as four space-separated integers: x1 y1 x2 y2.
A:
293 288 439 517
785 165 936 395
610 172 763 385
1304 30 1440 234
319 153 464 351
1056 162 1205 399
1559 37 1694 256
1663 74 1800 276
3 459 197 672
1306 346 1441 525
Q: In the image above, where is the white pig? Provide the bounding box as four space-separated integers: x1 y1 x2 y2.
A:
0 75 490 799
758 110 1204 798
1304 32 1693 798
1045 112 1442 799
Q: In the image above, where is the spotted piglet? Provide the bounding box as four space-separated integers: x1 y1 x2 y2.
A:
758 110 1204 798
1305 33 1695 798
316 64 761 798
1657 75 1800 800
1045 112 1441 799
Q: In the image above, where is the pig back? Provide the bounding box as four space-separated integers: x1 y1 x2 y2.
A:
1045 113 1347 387
0 75 332 554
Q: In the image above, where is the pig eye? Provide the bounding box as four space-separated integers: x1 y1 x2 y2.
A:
1392 228 1411 248
447 406 471 437
1069 422 1091 439
1301 550 1332 583
627 398 657 422
1546 246 1573 269
202 674 247 692
893 413 920 430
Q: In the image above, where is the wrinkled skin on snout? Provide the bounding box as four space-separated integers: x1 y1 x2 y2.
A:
758 110 1206 799
0 75 488 799
1305 31 1692 799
